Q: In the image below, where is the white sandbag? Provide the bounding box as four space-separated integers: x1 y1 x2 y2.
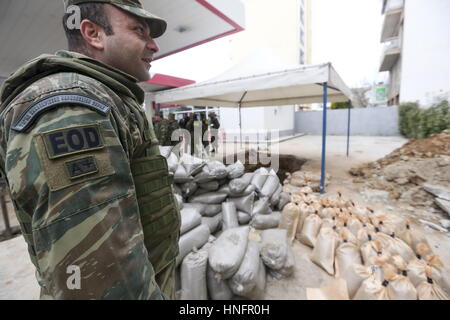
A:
198 180 220 191
217 184 231 196
251 167 269 192
295 204 312 239
174 164 193 183
203 204 222 217
298 213 322 247
188 192 228 204
174 194 183 210
176 224 211 267
270 184 283 207
159 146 174 158
347 215 364 237
276 192 290 211
180 249 208 300
376 232 416 263
260 229 289 270
398 221 430 253
202 213 222 234
181 181 198 197
343 264 383 299
282 184 302 194
181 154 206 176
167 153 179 173
227 160 245 179
310 227 339 276
238 211 252 225
193 166 215 184
208 227 250 280
360 239 384 266
252 197 271 216
417 278 449 300
206 264 233 300
229 173 254 194
229 184 256 198
227 193 255 215
279 203 300 244
173 183 182 196
407 255 444 288
222 202 239 230
356 227 377 246
192 187 210 197
229 241 261 297
183 202 221 217
182 203 206 215
250 212 281 230
268 244 295 280
180 208 202 235
260 170 280 198
353 277 390 300
385 271 418 300
335 241 362 278
206 160 228 179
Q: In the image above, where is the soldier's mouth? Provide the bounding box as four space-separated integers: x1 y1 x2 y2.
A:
142 58 152 68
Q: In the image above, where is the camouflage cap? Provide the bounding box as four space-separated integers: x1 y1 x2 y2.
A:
64 0 167 38
155 111 163 117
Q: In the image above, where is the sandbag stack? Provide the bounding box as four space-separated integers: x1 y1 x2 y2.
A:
279 170 450 300
162 150 298 300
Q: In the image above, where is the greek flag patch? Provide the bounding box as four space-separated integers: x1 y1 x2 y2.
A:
12 93 111 132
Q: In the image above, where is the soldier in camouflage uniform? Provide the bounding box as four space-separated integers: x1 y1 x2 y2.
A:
153 111 171 146
0 0 180 300
208 112 221 153
167 113 180 147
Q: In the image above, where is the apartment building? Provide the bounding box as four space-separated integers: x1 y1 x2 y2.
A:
220 0 312 139
379 0 450 107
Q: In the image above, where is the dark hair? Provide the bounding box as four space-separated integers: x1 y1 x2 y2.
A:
62 3 114 53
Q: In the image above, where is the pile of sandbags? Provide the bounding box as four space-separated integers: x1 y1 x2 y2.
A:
176 226 269 300
165 151 297 300
281 183 449 300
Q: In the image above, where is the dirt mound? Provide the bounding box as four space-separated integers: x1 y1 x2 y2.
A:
349 130 450 209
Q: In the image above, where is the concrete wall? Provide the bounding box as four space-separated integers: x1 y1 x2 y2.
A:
401 0 450 106
295 106 400 136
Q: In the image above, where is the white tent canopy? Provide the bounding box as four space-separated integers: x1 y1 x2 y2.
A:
147 58 353 194
148 62 352 107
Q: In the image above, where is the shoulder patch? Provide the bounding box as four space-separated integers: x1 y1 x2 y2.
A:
65 156 99 180
42 124 104 159
12 93 111 132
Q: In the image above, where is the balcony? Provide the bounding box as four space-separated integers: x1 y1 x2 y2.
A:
379 37 401 72
380 0 404 42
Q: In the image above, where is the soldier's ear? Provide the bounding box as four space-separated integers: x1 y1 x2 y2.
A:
80 19 106 51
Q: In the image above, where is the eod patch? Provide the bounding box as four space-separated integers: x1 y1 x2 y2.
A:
42 124 104 159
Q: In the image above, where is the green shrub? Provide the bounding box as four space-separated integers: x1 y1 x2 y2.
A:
330 101 353 110
398 100 450 139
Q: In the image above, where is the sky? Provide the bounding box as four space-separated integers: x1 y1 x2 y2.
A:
151 0 387 88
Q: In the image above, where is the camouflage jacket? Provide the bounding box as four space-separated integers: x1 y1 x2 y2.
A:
154 118 171 146
0 51 166 300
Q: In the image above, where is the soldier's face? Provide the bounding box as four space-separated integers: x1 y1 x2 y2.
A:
101 5 159 81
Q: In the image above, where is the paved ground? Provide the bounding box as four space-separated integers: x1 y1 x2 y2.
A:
1 135 449 300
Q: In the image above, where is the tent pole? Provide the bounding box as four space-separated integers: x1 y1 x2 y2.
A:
346 102 351 157
239 103 242 148
238 91 248 149
320 82 328 194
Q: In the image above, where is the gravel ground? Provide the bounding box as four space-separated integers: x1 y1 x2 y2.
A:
1 135 449 300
